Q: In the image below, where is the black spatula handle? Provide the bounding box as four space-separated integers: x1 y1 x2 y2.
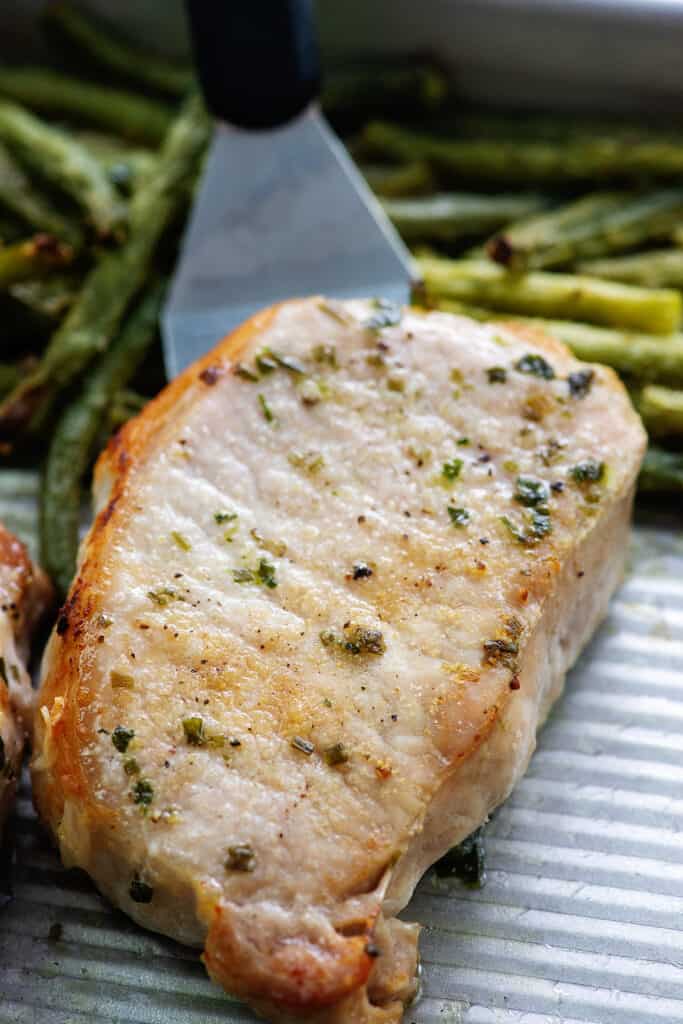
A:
185 0 320 129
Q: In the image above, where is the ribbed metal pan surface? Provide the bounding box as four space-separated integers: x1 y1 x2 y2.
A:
0 478 681 1023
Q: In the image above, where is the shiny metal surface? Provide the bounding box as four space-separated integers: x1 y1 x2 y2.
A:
162 107 413 377
2 5 683 1021
1 487 682 1022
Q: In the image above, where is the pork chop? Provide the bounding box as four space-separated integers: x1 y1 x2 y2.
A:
0 523 51 831
32 300 646 1023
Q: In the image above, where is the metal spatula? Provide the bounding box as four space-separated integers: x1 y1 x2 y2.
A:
162 0 413 379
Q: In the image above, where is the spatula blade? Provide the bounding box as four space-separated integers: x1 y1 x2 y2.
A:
162 107 414 378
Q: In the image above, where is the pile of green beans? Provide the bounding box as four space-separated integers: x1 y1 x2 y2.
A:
1 1 682 601
0 3 209 596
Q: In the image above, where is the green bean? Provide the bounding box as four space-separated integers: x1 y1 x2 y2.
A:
0 67 172 147
0 93 209 437
419 257 681 334
0 361 27 400
384 191 548 243
323 64 448 126
40 282 164 597
638 445 683 492
10 274 80 322
578 248 683 288
430 298 683 387
71 132 157 194
361 161 436 198
0 142 82 247
0 100 125 238
634 384 683 438
468 192 624 260
0 212 25 244
362 121 683 185
442 111 683 144
45 1 193 98
106 388 148 432
510 318 683 387
0 235 73 288
488 189 683 270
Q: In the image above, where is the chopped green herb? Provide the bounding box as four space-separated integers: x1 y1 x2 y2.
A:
343 623 385 655
111 725 134 753
258 393 275 423
256 559 278 589
182 716 206 746
171 531 191 552
571 459 605 484
482 637 519 668
147 587 176 606
530 510 552 538
457 437 470 446
323 742 349 766
250 529 287 557
311 343 337 366
235 362 259 382
448 506 470 527
110 669 134 689
515 353 555 380
365 298 401 332
538 438 565 466
133 779 154 805
320 623 386 657
514 476 550 509
486 366 507 384
288 449 324 474
272 350 306 374
317 299 350 326
226 842 256 872
291 735 315 755
502 459 519 473
232 568 255 584
501 509 552 545
352 562 373 580
323 697 333 708
568 369 594 399
124 757 140 776
129 874 154 903
214 510 238 525
255 350 278 374
442 458 463 482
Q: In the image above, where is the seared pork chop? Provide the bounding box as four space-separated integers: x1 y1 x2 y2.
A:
32 301 645 1022
0 523 50 830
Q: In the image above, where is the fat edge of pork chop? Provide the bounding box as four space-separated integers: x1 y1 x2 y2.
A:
31 301 645 1024
0 523 51 831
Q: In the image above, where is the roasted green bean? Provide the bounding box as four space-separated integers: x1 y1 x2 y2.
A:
0 67 172 146
40 282 164 596
0 93 209 436
419 257 681 334
45 1 193 98
0 99 125 237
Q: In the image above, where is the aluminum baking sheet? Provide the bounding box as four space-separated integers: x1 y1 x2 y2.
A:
2 4 683 1019
0 473 682 1022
